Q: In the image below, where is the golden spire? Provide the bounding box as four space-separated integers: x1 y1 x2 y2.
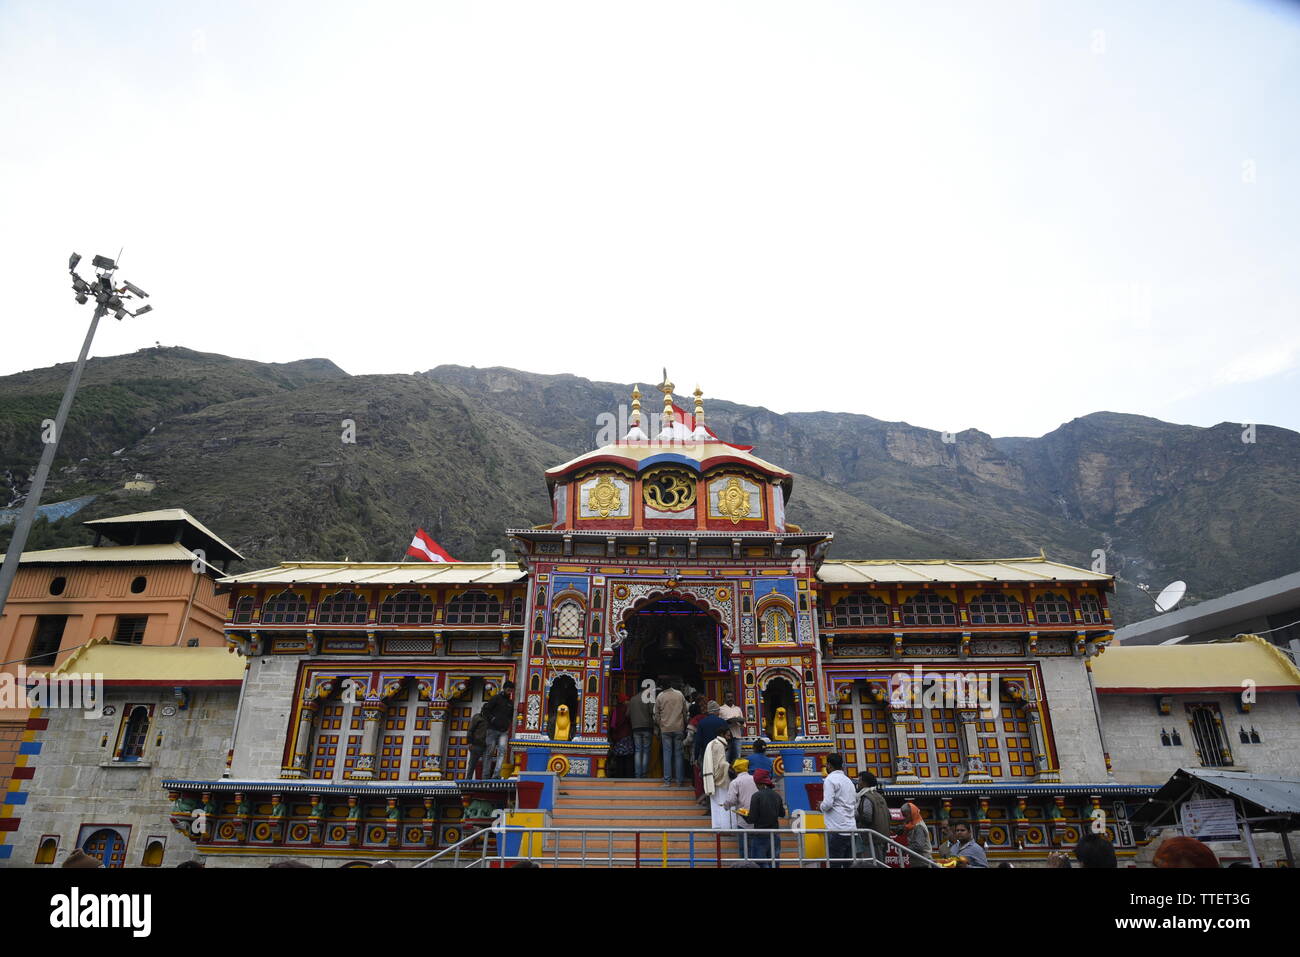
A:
658 368 675 423
630 384 642 427
693 385 704 425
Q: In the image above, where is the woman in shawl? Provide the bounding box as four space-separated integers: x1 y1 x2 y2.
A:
898 801 933 862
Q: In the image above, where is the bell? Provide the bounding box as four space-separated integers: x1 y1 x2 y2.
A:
660 628 684 656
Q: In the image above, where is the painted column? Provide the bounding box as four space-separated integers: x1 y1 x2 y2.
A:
418 698 449 781
284 699 320 779
890 708 918 783
1024 702 1060 782
958 709 991 783
348 699 384 780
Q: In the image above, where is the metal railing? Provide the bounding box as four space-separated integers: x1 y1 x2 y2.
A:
414 825 938 868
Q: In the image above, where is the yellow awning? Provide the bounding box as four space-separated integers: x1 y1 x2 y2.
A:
1092 635 1300 692
51 637 246 684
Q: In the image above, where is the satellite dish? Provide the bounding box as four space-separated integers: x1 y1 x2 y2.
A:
1154 580 1187 613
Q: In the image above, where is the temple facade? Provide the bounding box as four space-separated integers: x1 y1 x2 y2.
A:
186 381 1149 864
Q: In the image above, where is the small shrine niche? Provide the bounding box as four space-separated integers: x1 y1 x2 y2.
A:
762 676 800 740
547 675 579 739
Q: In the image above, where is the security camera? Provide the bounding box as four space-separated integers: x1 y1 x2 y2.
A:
69 252 82 271
121 281 149 298
92 254 117 271
133 304 153 317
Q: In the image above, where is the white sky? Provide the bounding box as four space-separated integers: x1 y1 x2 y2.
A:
1 0 1297 437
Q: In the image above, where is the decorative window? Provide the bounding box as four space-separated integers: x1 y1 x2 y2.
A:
1079 595 1104 624
967 593 1024 626
117 705 152 761
446 590 501 625
29 616 67 667
552 599 585 638
976 702 1036 778
833 594 890 627
49 577 67 596
231 596 255 624
1033 592 1072 624
905 708 962 779
318 590 369 624
901 593 957 627
834 685 893 780
261 590 308 625
1187 703 1233 768
758 606 794 643
379 590 434 625
113 616 148 644
130 576 147 594
507 596 525 624
79 827 129 869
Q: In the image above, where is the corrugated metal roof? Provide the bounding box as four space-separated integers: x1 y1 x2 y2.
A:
1091 634 1300 691
817 557 1111 584
52 636 246 683
218 561 526 587
1131 768 1300 829
0 543 200 565
1173 769 1300 815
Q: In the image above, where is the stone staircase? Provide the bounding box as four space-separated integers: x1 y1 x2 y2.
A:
538 777 799 868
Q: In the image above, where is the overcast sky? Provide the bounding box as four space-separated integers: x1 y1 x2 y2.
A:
1 1 1297 438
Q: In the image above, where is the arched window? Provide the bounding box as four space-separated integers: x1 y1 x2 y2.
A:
141 840 165 867
1033 592 1072 624
119 705 151 761
35 837 58 865
261 590 308 624
231 595 255 624
81 828 128 869
1079 594 1104 624
967 592 1024 625
318 590 369 624
379 590 434 625
446 590 501 625
551 599 585 638
901 593 957 626
508 596 525 624
833 594 889 627
758 606 793 643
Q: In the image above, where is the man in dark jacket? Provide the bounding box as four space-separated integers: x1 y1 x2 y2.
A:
481 681 515 778
855 771 891 861
627 682 655 777
746 769 786 868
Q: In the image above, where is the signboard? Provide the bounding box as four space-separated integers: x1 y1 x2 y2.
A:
1181 799 1239 841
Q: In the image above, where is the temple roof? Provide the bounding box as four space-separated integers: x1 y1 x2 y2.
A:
84 508 244 562
218 561 526 587
1091 634 1300 693
51 636 246 685
0 543 202 566
818 556 1112 585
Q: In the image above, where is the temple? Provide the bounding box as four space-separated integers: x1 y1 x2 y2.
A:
191 378 1140 863
9 378 1296 867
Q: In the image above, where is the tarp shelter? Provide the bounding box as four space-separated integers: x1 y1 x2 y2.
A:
1130 767 1300 867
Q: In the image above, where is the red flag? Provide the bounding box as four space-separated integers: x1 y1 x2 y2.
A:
406 529 458 563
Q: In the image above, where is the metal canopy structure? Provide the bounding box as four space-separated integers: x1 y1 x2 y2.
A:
1131 767 1300 867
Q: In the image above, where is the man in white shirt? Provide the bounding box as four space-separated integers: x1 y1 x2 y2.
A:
818 752 858 868
717 690 744 761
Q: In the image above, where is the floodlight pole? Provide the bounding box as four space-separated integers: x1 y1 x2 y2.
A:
0 254 150 623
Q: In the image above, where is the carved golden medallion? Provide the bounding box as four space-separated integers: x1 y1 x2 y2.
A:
586 474 623 518
642 468 697 512
716 477 752 524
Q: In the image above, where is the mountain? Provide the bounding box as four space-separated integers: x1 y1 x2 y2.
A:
3 348 1298 625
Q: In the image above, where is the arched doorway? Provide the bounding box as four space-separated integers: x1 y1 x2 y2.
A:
612 596 735 705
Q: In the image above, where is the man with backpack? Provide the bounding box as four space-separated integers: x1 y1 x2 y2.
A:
465 708 490 779
855 770 890 862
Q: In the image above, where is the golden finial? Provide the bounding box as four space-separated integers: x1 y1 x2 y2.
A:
630 384 641 426
659 369 674 422
693 385 704 424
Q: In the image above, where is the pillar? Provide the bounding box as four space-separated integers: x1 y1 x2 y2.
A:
417 699 449 781
890 708 918 783
283 699 319 779
958 709 992 783
347 699 384 780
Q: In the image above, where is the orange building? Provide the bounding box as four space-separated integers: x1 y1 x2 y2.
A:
0 509 241 861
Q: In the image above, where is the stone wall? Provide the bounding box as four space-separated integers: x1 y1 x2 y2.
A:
228 655 300 779
1039 658 1108 782
1100 692 1300 785
4 687 238 868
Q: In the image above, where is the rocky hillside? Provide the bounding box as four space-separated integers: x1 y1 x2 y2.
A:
3 348 1297 626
